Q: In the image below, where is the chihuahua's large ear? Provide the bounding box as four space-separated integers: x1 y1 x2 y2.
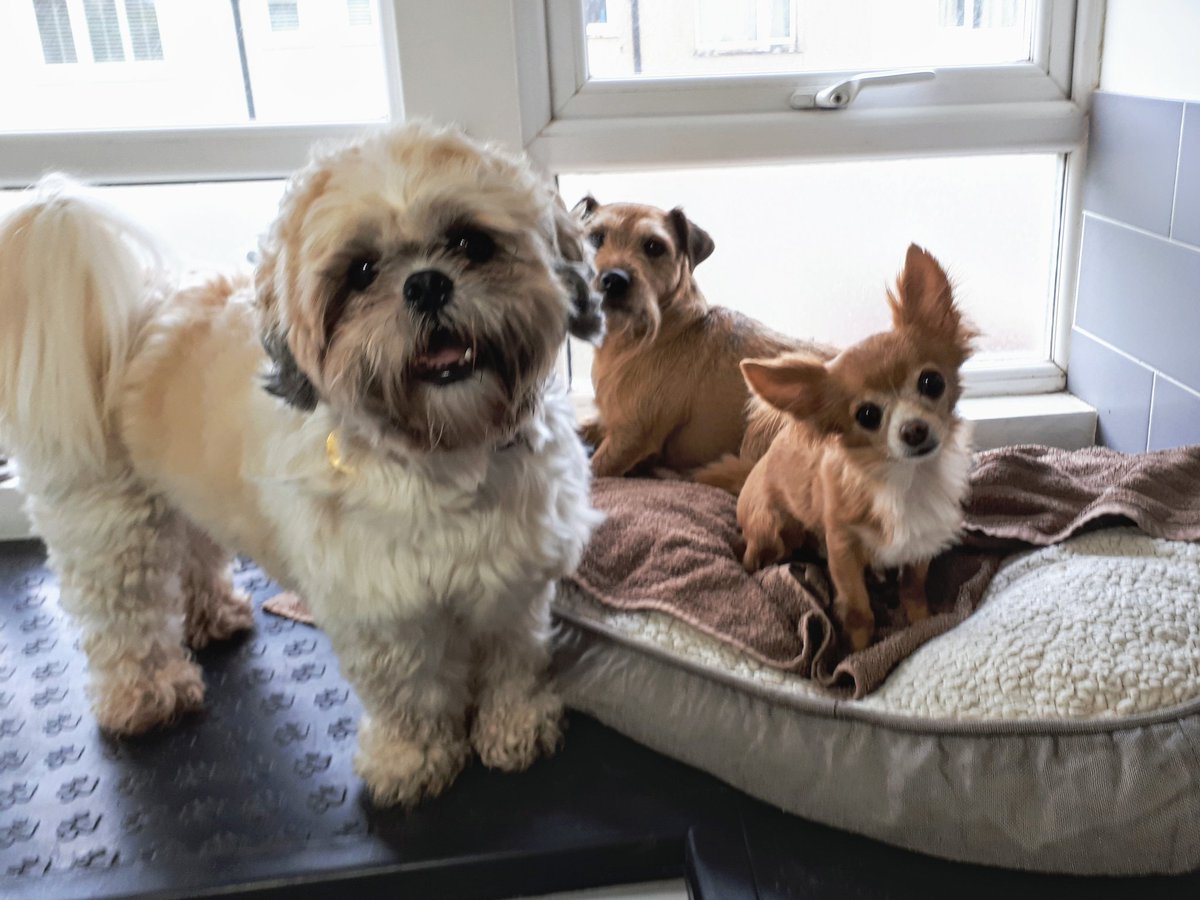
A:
572 195 600 221
553 194 605 344
741 354 832 421
668 207 715 268
889 244 974 355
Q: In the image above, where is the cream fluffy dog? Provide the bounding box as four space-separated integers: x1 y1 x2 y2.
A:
0 123 603 806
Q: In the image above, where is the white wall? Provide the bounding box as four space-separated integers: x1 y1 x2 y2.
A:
1100 0 1200 101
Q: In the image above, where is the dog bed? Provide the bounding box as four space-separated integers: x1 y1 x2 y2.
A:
551 446 1200 876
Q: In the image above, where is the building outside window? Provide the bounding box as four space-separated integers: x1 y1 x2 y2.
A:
0 0 389 130
267 0 300 32
33 0 77 64
347 0 372 28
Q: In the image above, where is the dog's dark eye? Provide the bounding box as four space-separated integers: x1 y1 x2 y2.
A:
918 370 946 400
588 230 605 250
643 238 666 258
855 403 883 431
447 227 496 265
346 257 379 292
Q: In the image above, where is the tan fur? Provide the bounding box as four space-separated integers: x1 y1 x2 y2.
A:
121 276 292 580
737 245 975 652
575 200 833 478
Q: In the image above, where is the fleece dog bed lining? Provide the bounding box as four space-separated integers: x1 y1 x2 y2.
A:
552 527 1200 876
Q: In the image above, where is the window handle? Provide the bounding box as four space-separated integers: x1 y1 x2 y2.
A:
789 69 936 110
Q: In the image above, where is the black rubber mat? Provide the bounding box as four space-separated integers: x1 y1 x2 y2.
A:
0 539 743 899
5 538 1200 900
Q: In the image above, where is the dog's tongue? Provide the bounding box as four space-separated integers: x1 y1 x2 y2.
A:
419 344 467 368
416 332 470 370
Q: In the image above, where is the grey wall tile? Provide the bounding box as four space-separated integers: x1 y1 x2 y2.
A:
1148 376 1200 450
1075 215 1200 389
1172 104 1200 247
1084 92 1183 235
1066 329 1153 453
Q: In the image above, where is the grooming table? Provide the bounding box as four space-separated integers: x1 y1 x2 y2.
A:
1 540 1197 898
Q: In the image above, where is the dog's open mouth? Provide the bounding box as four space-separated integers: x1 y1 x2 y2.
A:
411 327 487 386
908 441 939 459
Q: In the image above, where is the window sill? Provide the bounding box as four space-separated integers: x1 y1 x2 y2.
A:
957 392 1096 451
570 390 1098 454
0 394 1096 542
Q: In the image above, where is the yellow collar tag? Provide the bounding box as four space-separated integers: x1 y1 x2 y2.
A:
325 430 356 477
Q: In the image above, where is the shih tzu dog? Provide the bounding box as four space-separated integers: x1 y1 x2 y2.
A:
0 123 604 806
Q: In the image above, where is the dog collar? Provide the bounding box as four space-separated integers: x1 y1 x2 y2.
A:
325 430 356 477
326 428 526 475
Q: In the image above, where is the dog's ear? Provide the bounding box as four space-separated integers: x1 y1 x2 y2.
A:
741 354 835 424
668 208 715 269
253 157 336 411
261 326 319 412
552 194 605 344
889 244 975 359
255 230 320 412
572 195 600 221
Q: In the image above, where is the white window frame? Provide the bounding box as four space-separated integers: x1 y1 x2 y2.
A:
543 0 1076 120
0 0 404 187
494 0 1102 399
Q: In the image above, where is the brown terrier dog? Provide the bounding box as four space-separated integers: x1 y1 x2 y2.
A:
573 196 831 477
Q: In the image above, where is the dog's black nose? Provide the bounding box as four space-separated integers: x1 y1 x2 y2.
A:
404 269 454 313
599 268 631 300
900 420 930 448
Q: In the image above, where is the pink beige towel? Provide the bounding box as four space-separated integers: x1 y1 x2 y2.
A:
568 445 1200 697
264 445 1200 697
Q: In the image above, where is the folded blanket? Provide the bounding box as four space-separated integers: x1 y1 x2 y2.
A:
568 445 1200 698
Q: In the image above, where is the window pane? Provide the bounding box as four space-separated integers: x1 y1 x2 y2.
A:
84 0 124 63
125 0 163 61
584 0 1033 79
0 180 286 270
33 0 77 65
0 1 389 130
558 154 1060 376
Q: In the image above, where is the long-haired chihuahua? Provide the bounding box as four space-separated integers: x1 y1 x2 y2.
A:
737 244 975 651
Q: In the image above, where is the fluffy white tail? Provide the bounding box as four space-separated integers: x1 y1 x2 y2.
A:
0 176 164 474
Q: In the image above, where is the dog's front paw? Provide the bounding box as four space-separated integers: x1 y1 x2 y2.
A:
839 607 876 655
472 687 563 772
185 588 255 650
92 656 206 735
355 716 469 808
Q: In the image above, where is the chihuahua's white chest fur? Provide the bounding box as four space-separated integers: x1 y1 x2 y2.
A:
867 425 973 568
